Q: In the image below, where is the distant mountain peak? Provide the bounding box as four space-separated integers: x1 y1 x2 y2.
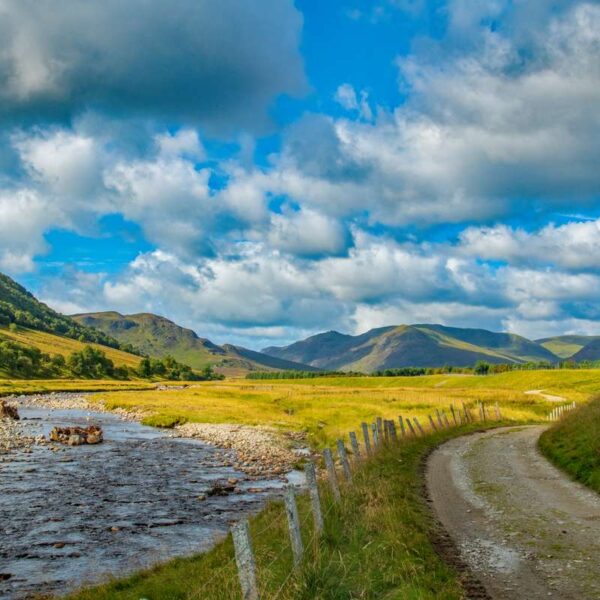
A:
262 323 560 372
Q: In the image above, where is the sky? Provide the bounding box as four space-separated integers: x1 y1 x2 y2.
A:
1 0 600 349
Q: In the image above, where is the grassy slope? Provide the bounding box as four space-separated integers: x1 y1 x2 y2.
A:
90 370 574 446
539 395 600 494
537 335 600 359
66 423 497 600
0 325 142 369
71 312 222 369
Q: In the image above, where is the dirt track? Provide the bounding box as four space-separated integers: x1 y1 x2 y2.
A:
427 427 600 599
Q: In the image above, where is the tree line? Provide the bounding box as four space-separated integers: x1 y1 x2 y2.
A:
0 339 222 381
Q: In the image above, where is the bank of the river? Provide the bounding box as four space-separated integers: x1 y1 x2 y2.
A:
66 422 503 600
0 395 305 599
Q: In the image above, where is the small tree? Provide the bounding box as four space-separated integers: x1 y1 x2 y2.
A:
474 360 490 375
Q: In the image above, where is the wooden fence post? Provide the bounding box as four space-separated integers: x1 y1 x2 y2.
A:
428 414 438 432
479 402 485 422
371 422 379 448
232 520 260 600
361 422 372 456
323 448 341 502
435 409 444 430
442 411 451 429
376 417 384 444
304 462 323 535
406 418 416 436
450 404 457 426
398 415 406 437
495 402 501 420
383 420 390 445
462 402 470 423
337 439 352 481
284 487 303 567
349 431 361 460
414 417 425 436
389 420 398 443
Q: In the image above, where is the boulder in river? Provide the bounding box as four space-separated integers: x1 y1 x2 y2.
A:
0 400 19 420
50 425 103 446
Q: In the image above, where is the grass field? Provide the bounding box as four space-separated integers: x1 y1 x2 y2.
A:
86 370 598 447
0 379 155 397
66 422 497 600
0 325 142 368
539 395 600 494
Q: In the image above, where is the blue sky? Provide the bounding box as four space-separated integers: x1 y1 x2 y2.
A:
1 0 600 348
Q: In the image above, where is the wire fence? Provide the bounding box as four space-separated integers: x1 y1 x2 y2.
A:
213 400 507 600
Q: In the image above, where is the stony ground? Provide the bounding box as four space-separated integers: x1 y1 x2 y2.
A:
427 426 600 599
1 393 306 477
173 422 307 477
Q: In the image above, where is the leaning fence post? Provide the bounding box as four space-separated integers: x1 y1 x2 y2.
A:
442 411 451 429
479 402 485 422
232 520 259 600
414 417 425 436
349 431 361 461
495 402 501 420
399 415 406 437
304 462 323 535
376 417 384 444
323 448 341 502
435 409 444 430
462 402 470 423
450 404 457 426
428 414 438 432
389 420 398 443
337 439 352 481
284 487 304 567
361 422 372 456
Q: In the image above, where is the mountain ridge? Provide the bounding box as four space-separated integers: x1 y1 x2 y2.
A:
71 311 317 374
262 323 563 372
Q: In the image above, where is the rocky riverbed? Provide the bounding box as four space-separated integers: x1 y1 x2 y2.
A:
0 394 304 599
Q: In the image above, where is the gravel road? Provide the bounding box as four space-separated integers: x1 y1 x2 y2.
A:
427 426 600 599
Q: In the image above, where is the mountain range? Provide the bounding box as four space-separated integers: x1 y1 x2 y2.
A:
71 312 318 374
262 324 600 371
3 270 600 376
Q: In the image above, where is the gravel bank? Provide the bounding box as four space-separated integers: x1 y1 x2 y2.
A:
174 423 305 477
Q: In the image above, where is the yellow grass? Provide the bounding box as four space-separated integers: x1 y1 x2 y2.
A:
0 326 142 368
89 371 589 447
0 379 155 397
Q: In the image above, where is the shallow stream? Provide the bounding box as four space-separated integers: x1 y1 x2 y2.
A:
0 403 295 599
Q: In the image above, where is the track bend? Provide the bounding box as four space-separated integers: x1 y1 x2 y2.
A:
427 426 600 599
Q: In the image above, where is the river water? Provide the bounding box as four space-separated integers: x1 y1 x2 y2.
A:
0 404 297 599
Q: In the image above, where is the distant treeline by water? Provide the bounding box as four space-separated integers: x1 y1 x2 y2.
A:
246 360 600 380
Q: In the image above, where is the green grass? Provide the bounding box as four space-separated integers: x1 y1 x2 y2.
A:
65 422 499 600
539 395 600 494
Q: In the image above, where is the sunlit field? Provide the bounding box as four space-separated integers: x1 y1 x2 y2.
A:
0 379 155 397
85 370 600 447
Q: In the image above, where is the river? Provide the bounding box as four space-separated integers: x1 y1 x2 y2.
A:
0 402 299 599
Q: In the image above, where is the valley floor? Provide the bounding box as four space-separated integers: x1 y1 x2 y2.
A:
428 426 600 599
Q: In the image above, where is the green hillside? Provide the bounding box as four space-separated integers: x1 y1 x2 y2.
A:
570 339 600 362
72 312 224 369
263 324 561 372
72 312 315 374
537 335 600 359
0 273 137 353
